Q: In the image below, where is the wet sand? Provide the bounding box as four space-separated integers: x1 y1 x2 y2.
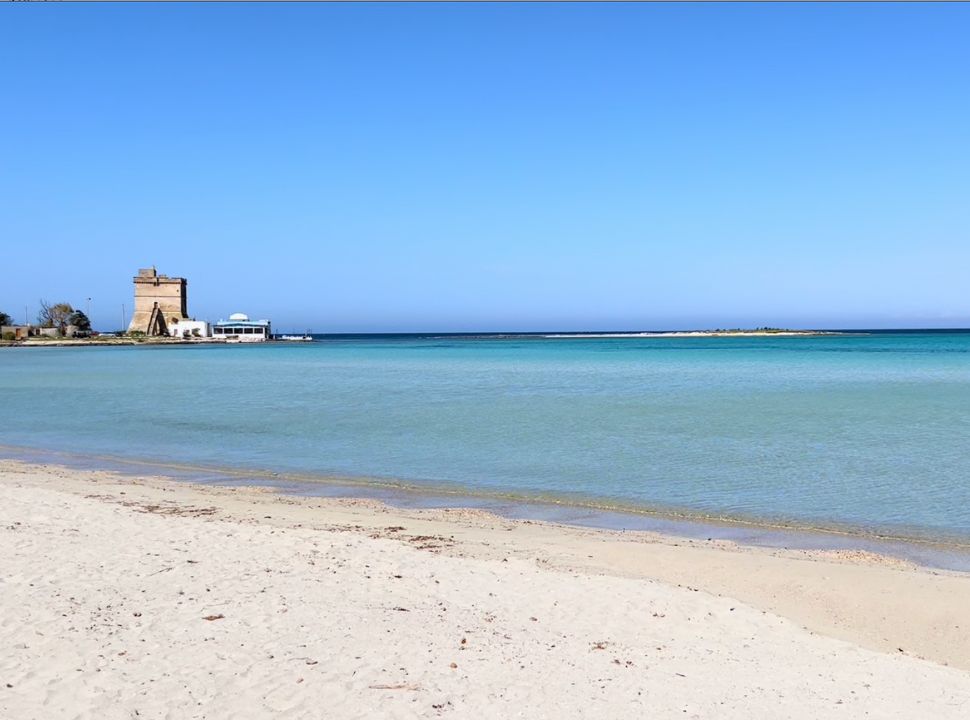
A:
7 444 970 572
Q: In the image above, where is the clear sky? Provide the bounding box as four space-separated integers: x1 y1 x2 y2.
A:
1 3 968 332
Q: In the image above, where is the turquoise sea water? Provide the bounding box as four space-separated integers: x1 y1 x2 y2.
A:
2 332 970 543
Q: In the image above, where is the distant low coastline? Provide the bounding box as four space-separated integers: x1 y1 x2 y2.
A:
544 328 845 338
0 336 227 348
0 328 850 348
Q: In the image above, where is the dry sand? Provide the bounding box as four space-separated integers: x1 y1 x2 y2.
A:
2 459 970 719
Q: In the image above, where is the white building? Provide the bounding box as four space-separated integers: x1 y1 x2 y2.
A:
212 313 272 342
168 319 211 339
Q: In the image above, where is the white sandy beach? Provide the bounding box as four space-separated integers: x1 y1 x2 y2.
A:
2 459 970 719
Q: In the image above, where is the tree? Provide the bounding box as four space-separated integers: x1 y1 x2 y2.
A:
38 300 74 329
68 310 92 332
0 311 11 327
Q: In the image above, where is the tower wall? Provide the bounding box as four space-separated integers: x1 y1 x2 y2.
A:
127 267 189 335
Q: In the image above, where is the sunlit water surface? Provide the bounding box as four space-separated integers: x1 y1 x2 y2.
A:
3 332 970 544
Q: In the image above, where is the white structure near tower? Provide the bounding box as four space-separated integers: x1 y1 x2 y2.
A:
168 319 211 339
212 313 272 342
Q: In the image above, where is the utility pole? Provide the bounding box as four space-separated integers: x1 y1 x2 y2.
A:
122 303 126 333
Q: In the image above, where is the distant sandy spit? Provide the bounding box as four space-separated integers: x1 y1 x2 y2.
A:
2 460 969 719
543 331 842 338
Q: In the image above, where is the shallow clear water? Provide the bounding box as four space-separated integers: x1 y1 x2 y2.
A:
2 332 970 542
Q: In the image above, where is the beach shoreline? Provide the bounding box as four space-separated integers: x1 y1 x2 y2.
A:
5 443 969 571
3 458 970 718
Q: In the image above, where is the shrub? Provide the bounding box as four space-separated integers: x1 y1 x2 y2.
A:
68 310 92 331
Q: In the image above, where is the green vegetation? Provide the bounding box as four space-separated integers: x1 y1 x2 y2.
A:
68 310 92 332
2 331 15 342
0 311 11 327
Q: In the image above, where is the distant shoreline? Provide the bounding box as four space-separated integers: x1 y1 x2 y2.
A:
543 330 845 338
0 337 228 348
0 328 849 348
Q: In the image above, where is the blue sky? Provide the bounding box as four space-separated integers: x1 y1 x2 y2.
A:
1 3 968 331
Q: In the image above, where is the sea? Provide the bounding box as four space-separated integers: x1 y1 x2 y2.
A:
3 330 970 566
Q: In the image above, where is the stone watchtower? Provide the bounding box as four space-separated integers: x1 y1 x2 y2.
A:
127 267 189 335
